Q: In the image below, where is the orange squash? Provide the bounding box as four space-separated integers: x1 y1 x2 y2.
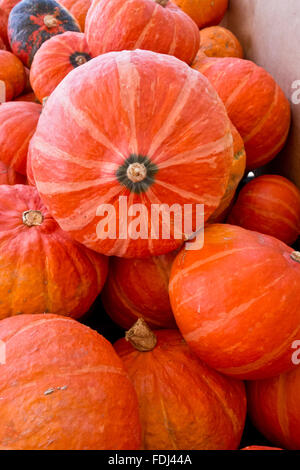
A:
101 252 177 329
209 122 246 223
173 0 228 29
0 314 141 450
30 32 91 103
247 365 300 450
0 102 42 175
85 0 200 65
0 184 108 319
58 0 91 31
199 26 243 58
0 50 26 100
192 57 291 170
228 175 300 245
30 49 234 258
115 320 246 450
169 224 300 380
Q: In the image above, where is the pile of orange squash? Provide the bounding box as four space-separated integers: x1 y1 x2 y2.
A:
0 0 299 451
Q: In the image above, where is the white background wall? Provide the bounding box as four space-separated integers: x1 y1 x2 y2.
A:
222 0 300 187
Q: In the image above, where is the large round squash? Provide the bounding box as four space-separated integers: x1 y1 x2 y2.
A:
169 224 300 380
192 57 291 170
199 26 243 59
209 121 246 223
0 0 19 48
85 0 200 65
228 175 300 245
30 49 234 258
115 320 246 450
30 32 91 103
247 366 300 450
0 102 41 175
101 251 177 329
0 314 141 450
0 184 108 319
58 0 91 31
8 0 81 67
173 0 228 29
0 50 26 100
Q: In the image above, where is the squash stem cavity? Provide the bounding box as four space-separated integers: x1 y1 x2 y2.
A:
22 210 44 227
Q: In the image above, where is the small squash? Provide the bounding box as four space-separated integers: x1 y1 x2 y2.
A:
115 320 246 450
228 175 300 245
192 57 291 170
0 50 26 100
173 0 228 29
0 184 108 319
199 26 243 58
85 0 200 65
169 224 300 380
58 0 91 31
0 314 141 450
8 0 81 67
30 31 91 102
101 252 177 329
0 102 42 175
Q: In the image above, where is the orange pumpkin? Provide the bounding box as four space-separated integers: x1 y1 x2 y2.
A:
115 320 246 450
101 251 177 329
0 0 19 48
85 0 200 65
14 91 39 102
173 0 228 29
0 50 26 100
30 50 234 258
0 102 42 175
169 224 300 380
0 184 108 319
58 0 91 31
228 175 300 245
0 160 26 185
30 32 91 103
247 365 300 450
209 122 246 223
0 314 141 450
192 57 291 170
199 26 243 58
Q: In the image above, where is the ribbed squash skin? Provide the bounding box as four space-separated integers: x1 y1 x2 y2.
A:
0 50 26 100
0 314 141 450
173 0 228 28
247 366 300 450
8 0 80 67
30 50 233 258
0 102 41 175
115 329 246 450
58 0 91 31
101 252 177 329
169 224 300 380
192 57 291 170
0 184 108 319
209 122 246 223
85 0 200 65
228 175 300 245
199 26 243 58
30 31 91 102
0 160 26 185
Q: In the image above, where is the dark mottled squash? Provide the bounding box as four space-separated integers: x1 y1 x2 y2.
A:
8 0 80 67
